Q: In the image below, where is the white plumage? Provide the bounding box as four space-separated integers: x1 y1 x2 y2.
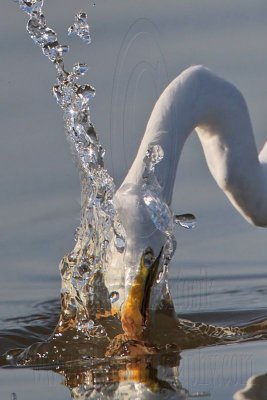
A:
110 66 267 310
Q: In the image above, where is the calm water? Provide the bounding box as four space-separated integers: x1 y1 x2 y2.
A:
0 1 267 398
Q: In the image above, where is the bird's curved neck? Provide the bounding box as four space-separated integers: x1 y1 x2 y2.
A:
121 66 267 226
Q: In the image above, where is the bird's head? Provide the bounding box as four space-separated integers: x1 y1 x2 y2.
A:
109 184 177 342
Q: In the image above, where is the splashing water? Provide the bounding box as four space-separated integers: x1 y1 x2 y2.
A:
16 0 127 337
15 0 185 345
142 145 173 234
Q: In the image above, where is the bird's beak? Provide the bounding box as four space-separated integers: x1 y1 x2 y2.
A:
120 247 162 340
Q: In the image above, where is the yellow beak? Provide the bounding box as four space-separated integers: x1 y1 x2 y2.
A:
121 248 162 340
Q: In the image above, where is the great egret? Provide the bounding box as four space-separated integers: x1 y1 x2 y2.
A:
112 65 267 340
120 65 267 224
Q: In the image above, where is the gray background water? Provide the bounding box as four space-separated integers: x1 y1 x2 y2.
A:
0 0 266 331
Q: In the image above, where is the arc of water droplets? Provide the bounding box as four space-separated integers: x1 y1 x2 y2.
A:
16 0 126 333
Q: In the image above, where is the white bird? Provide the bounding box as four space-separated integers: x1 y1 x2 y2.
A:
111 65 267 340
119 65 267 225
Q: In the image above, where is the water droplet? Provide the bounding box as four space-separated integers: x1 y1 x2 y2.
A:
174 213 196 229
53 84 77 109
56 45 69 55
143 247 155 268
78 262 90 275
87 320 95 329
156 268 164 284
163 234 177 262
42 41 59 61
79 145 99 167
41 28 57 46
67 25 75 36
27 16 58 47
109 291 120 303
18 0 43 15
42 43 69 61
145 144 164 167
73 63 89 77
68 253 77 263
113 219 126 236
115 236 125 252
52 85 63 104
143 190 172 233
56 63 70 83
142 144 164 195
77 84 96 100
68 11 91 44
76 11 87 22
94 325 107 337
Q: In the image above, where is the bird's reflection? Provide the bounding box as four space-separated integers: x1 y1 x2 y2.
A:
11 331 213 400
50 349 192 400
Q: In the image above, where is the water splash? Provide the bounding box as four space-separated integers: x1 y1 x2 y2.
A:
142 145 174 235
16 1 126 336
17 1 199 343
142 144 177 274
15 1 185 348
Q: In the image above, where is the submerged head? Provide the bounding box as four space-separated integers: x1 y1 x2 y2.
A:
120 247 174 340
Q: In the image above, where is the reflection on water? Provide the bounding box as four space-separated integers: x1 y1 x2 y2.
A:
51 353 190 399
0 303 207 399
14 350 205 399
1 299 267 399
2 339 267 399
